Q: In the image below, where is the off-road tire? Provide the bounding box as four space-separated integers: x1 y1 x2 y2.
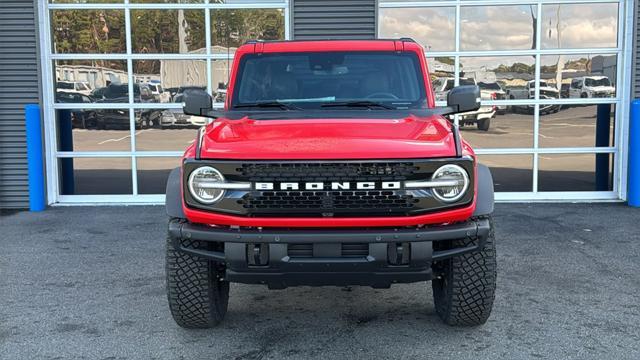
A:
166 221 229 328
432 217 496 326
477 118 490 131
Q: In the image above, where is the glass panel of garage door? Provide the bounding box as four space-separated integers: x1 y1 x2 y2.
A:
540 54 618 99
476 155 533 192
132 60 207 104
54 60 128 103
51 9 125 53
58 158 132 195
539 104 615 149
455 56 535 148
134 109 204 151
131 9 206 54
538 154 614 192
378 7 455 52
49 1 122 3
541 3 619 49
55 109 132 152
210 8 285 56
137 157 182 195
460 5 537 51
130 0 202 3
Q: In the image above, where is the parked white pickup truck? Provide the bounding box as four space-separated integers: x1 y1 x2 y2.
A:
433 77 495 131
569 76 615 98
506 80 560 115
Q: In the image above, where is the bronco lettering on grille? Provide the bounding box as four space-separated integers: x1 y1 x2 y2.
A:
255 182 403 191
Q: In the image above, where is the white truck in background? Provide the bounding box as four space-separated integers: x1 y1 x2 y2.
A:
569 76 615 98
433 77 496 131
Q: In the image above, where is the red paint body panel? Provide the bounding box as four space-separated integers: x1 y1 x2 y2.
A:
183 40 477 228
183 202 476 228
199 115 458 160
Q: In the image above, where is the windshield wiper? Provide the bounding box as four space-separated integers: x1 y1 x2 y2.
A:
233 101 302 110
321 101 396 110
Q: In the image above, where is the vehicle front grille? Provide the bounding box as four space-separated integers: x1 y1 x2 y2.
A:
234 162 422 216
239 190 416 213
183 159 475 218
238 162 419 182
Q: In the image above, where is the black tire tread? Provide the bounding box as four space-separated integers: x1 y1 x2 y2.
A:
166 220 229 328
432 217 497 326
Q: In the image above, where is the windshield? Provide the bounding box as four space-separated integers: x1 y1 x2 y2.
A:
585 78 611 87
232 52 427 110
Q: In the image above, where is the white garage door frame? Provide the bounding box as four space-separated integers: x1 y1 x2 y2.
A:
379 0 634 202
37 0 633 205
37 0 291 205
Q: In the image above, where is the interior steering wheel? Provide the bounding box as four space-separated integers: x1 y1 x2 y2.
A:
365 92 399 100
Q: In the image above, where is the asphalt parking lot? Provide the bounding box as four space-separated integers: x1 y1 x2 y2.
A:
2 203 639 359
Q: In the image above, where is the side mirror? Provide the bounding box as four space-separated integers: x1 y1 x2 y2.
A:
183 89 213 117
446 85 481 114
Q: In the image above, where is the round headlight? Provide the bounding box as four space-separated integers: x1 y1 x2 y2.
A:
431 164 469 202
188 166 225 204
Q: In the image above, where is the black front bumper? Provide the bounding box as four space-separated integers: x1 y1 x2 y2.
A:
168 218 490 289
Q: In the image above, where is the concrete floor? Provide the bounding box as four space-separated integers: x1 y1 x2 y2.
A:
1 204 639 359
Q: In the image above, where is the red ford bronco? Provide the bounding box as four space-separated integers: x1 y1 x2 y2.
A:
165 39 496 328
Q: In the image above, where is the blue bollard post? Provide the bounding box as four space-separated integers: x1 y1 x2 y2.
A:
629 100 640 207
25 104 46 211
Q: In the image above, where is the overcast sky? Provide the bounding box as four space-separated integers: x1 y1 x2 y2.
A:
380 3 618 57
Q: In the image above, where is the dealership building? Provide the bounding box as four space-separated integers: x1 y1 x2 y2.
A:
0 0 637 209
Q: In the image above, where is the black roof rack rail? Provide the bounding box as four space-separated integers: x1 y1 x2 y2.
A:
399 37 416 43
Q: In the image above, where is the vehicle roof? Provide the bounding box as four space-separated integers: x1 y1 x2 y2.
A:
236 39 424 54
581 75 608 79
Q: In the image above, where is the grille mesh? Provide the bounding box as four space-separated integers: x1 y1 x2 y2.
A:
238 162 419 182
235 162 422 215
239 190 416 211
